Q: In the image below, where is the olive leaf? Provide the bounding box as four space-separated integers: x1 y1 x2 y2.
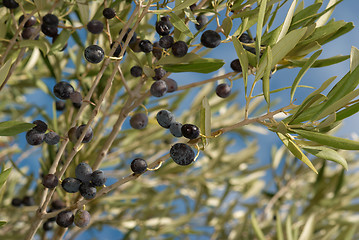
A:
0 121 35 136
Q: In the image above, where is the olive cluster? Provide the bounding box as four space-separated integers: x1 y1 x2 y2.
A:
156 110 198 166
56 209 91 229
53 81 83 109
11 195 35 207
61 162 107 200
25 81 88 147
43 199 66 231
26 120 60 146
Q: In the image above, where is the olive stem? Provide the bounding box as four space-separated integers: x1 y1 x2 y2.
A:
41 103 296 221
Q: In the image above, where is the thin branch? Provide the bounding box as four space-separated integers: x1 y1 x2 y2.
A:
0 9 37 65
42 103 297 221
25 3 144 239
220 103 296 134
44 153 170 221
178 72 237 91
117 64 134 96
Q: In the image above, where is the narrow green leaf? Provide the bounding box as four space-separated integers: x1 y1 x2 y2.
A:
163 58 224 73
336 225 357 240
288 41 321 58
277 132 318 174
250 212 266 240
233 17 248 37
276 211 284 240
246 50 258 67
327 65 359 101
286 103 324 125
52 101 58 134
318 118 342 132
222 17 233 38
310 67 359 120
146 52 152 68
0 121 35 136
293 129 359 150
262 23 281 46
287 94 325 124
256 28 307 80
305 76 336 102
338 204 359 211
0 168 12 189
230 0 247 11
291 3 322 27
157 52 200 65
291 2 343 31
8 157 27 178
183 7 198 25
321 21 353 45
272 145 285 170
40 52 58 80
33 0 46 10
168 12 193 38
0 221 6 227
333 169 344 197
232 7 259 19
232 36 248 93
313 89 359 120
303 23 317 40
298 214 315 240
262 46 272 104
317 112 336 129
287 55 349 68
51 29 71 52
148 9 171 14
200 97 211 148
277 0 298 43
267 2 281 32
256 0 267 63
172 0 199 12
316 0 339 27
350 46 359 73
77 2 89 24
302 146 348 170
276 121 288 135
286 214 294 240
19 39 50 55
290 50 322 102
0 58 13 87
0 13 8 39
143 66 155 78
336 102 359 121
36 79 52 97
299 20 347 46
126 47 143 67
294 1 304 15
252 85 314 98
71 30 84 48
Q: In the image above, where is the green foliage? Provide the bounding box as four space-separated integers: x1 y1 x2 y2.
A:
0 121 35 136
277 132 318 174
163 57 225 73
0 0 358 239
0 168 12 189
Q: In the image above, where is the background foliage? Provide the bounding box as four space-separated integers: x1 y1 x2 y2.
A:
1 0 359 239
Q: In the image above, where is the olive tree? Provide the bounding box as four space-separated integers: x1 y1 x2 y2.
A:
1 0 359 239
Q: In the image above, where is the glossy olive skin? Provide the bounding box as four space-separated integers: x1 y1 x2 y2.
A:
131 158 148 174
181 124 200 139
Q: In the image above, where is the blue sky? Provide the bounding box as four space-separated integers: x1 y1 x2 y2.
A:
13 0 359 238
